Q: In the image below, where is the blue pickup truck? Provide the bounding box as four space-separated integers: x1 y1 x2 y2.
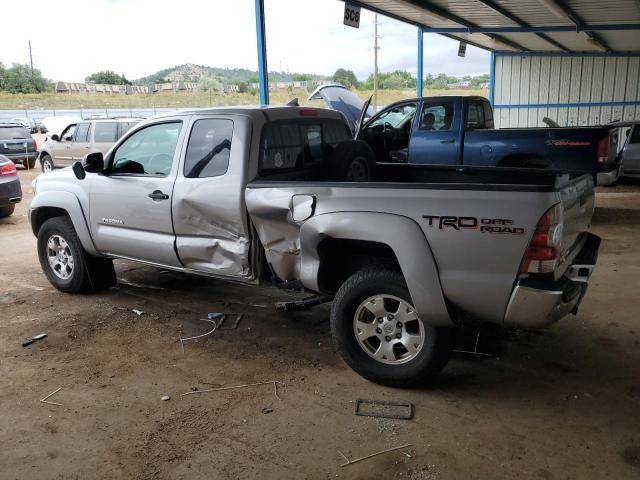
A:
310 85 617 183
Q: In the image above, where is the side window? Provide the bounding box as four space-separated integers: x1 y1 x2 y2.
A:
466 101 485 128
369 103 417 129
483 102 494 129
630 126 640 144
260 123 303 172
74 123 90 142
419 101 454 131
94 122 118 143
61 124 77 142
184 119 233 178
111 122 182 176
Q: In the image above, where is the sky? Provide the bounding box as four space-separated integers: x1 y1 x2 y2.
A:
0 0 490 83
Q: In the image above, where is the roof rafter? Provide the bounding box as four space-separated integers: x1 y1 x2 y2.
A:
405 0 529 51
539 0 613 52
476 0 571 52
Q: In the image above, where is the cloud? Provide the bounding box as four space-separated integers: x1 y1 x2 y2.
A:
0 0 489 82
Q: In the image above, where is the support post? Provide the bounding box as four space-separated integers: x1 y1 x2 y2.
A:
488 51 495 105
254 0 269 105
417 27 424 97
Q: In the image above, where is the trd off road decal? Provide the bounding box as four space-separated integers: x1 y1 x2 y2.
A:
422 215 525 235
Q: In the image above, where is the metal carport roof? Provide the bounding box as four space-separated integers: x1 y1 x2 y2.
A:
349 0 640 53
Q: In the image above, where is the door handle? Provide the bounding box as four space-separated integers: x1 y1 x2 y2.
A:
440 138 455 144
148 190 169 201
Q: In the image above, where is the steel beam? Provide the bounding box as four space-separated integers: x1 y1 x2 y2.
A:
417 27 424 97
254 0 269 104
488 51 495 105
477 0 570 51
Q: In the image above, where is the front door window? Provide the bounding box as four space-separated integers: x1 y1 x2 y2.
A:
111 122 182 176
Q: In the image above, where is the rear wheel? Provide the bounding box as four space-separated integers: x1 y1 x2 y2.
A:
0 204 15 218
41 154 54 173
37 216 116 293
22 157 36 169
330 266 454 387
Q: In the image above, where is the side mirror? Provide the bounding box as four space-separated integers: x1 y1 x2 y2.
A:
50 134 59 141
83 151 104 173
72 161 86 180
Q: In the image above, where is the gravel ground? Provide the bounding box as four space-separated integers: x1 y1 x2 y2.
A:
1 166 639 480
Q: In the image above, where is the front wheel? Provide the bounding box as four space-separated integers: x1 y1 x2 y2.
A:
41 154 54 173
37 216 116 293
330 266 454 387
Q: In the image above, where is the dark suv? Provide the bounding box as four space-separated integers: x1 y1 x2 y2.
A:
0 123 38 169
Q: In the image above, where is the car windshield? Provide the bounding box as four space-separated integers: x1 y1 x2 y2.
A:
368 104 417 129
0 126 31 139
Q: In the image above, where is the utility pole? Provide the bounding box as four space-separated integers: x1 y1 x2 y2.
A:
373 14 379 109
28 40 34 80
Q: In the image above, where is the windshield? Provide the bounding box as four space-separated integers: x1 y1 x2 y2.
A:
368 104 417 129
0 126 31 139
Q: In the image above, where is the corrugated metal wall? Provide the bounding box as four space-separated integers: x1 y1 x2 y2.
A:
492 54 640 128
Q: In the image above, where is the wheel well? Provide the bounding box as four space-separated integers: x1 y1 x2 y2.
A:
40 151 51 161
316 238 401 293
30 207 68 236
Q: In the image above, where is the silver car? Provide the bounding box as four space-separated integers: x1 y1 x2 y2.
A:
38 118 141 172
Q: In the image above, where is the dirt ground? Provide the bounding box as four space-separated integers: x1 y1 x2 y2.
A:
1 166 639 480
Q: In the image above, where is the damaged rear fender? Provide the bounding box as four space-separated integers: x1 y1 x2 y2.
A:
299 212 452 327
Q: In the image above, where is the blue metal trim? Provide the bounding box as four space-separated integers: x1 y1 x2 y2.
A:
417 27 424 98
488 51 495 106
419 24 640 34
494 101 640 109
254 0 269 105
495 51 640 57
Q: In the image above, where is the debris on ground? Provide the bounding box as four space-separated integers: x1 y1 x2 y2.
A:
180 380 283 400
355 399 414 420
261 407 274 414
22 333 47 347
40 387 63 406
132 309 145 316
232 314 244 329
161 395 171 401
178 315 224 353
338 443 412 467
207 312 224 321
275 295 333 311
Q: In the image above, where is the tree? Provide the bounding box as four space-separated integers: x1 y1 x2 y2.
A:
238 82 248 93
0 63 52 93
360 70 416 90
333 68 359 88
292 73 312 82
85 70 132 85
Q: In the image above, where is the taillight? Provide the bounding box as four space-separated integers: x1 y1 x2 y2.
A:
299 108 318 117
597 136 609 164
0 162 17 176
519 204 563 274
33 138 37 150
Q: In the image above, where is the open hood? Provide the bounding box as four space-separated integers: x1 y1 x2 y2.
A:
307 84 372 134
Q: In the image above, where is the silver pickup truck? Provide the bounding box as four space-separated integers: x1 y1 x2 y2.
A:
29 106 600 387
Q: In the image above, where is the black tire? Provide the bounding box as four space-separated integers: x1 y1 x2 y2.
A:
0 204 15 218
37 216 116 294
327 140 376 182
41 154 54 173
330 266 454 387
22 157 36 169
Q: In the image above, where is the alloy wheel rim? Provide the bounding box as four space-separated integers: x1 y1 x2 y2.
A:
46 234 74 280
353 294 425 365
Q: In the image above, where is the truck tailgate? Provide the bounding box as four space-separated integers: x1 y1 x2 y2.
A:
555 174 595 279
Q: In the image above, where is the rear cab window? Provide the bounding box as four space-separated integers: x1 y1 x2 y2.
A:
259 119 349 177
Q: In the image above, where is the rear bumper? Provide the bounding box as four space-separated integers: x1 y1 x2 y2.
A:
0 177 22 206
504 233 600 328
4 152 38 163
